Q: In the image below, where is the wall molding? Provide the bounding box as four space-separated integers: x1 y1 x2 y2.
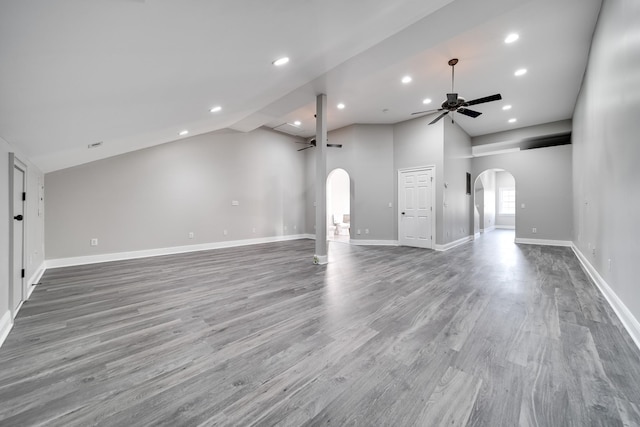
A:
572 244 640 351
350 239 399 246
480 225 496 233
514 238 572 247
46 234 313 269
435 236 473 252
0 311 12 349
495 225 515 230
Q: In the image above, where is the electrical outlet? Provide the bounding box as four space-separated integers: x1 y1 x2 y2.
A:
188 232 194 239
357 229 361 235
293 225 297 230
284 225 287 231
608 259 612 271
223 229 228 236
231 200 239 206
532 228 537 234
90 238 98 246
592 247 596 256
252 227 256 233
388 202 392 208
365 228 369 234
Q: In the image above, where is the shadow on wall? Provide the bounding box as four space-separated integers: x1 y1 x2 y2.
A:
474 169 516 238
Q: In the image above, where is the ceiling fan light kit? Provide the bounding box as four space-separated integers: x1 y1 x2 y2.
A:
412 58 502 125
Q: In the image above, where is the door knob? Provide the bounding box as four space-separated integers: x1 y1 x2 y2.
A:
401 212 406 215
14 215 23 221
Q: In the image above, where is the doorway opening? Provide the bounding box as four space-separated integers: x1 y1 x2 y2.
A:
326 168 350 243
473 169 516 239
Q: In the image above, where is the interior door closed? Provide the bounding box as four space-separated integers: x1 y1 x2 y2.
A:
399 168 433 249
12 165 25 312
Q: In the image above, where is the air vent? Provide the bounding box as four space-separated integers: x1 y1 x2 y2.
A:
88 142 103 149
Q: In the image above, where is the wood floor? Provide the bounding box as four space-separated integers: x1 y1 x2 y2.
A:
1 230 639 426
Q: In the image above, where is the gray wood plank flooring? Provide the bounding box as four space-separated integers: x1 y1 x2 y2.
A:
1 230 639 426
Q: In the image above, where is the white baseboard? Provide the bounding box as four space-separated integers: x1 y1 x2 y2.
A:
480 225 496 233
350 239 398 246
26 262 46 299
474 232 481 239
572 244 640 351
46 234 312 269
313 254 328 265
495 225 515 230
435 236 473 252
0 311 13 349
515 238 572 247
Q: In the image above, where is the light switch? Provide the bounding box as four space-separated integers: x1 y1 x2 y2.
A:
231 200 239 206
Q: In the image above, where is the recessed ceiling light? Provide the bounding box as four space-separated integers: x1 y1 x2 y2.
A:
272 57 289 66
209 106 222 113
179 130 189 136
508 118 517 123
293 120 301 126
337 103 345 110
401 76 412 84
502 105 512 110
505 33 519 44
514 68 527 76
423 98 432 105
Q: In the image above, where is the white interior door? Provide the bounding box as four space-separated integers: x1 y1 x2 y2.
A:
12 165 25 313
399 168 433 249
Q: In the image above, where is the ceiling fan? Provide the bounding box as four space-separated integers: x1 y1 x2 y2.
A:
412 58 502 125
297 138 343 151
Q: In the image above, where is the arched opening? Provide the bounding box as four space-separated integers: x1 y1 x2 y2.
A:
326 168 350 243
473 169 516 240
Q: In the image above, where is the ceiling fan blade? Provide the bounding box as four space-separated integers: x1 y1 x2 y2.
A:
446 93 458 104
327 144 343 148
457 108 482 118
465 93 502 106
411 108 442 116
297 145 313 151
429 111 449 125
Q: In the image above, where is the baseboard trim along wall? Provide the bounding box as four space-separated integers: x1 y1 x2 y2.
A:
26 263 46 300
572 244 640 351
46 234 313 269
349 239 399 246
495 225 515 230
0 311 12 349
435 236 473 252
514 238 572 247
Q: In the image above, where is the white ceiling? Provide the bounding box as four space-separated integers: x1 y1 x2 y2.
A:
0 0 601 172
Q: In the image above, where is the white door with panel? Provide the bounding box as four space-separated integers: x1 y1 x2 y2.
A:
12 164 26 313
398 168 434 249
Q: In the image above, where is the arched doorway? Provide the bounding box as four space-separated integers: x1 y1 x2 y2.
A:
473 169 516 239
326 168 350 242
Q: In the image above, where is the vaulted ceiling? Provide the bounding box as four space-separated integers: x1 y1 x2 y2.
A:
0 0 601 172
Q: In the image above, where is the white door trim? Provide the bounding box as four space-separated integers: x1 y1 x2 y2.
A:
9 154 27 318
398 166 436 249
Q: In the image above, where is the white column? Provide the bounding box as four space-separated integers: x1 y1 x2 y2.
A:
314 94 328 264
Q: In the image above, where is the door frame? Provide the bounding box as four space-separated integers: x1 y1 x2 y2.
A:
397 165 436 249
8 154 27 318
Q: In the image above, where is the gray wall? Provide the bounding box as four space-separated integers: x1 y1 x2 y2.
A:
394 115 445 243
572 0 640 321
1 137 45 325
443 118 473 243
495 171 516 228
305 124 395 241
472 144 573 241
45 128 307 259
